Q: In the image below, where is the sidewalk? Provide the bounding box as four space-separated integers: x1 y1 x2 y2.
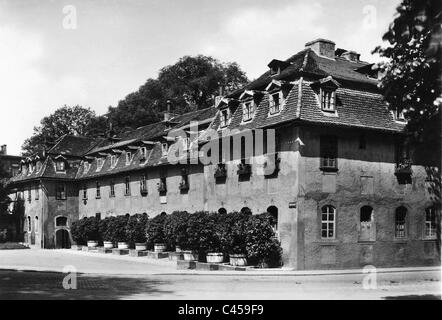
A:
1 248 440 277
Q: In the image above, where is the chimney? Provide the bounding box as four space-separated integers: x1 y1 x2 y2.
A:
305 38 336 59
0 145 6 155
164 100 172 122
340 50 360 62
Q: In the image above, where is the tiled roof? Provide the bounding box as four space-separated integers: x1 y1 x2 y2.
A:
48 135 101 157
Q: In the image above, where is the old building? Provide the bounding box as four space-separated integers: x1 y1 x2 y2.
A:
0 145 22 178
7 39 440 269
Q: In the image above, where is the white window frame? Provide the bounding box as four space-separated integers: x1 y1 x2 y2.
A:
55 160 65 172
425 207 437 239
125 152 132 165
320 87 336 112
220 108 231 128
242 100 255 122
96 158 104 171
269 91 283 115
110 155 117 168
321 205 336 239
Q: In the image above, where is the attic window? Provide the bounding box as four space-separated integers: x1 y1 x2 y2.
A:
242 101 255 122
140 147 147 160
269 91 283 115
110 155 117 168
220 108 231 128
84 161 91 173
162 143 169 157
125 152 132 165
96 158 104 171
393 108 406 122
320 88 336 112
55 160 65 172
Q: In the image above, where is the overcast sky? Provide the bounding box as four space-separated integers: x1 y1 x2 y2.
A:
0 0 400 155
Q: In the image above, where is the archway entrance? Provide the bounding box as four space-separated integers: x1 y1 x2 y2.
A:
55 229 71 249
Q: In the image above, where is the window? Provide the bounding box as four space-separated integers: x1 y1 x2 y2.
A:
125 176 131 196
125 152 132 165
95 212 101 220
110 155 117 168
321 205 336 239
36 161 42 172
320 135 338 170
162 143 168 157
425 207 437 238
395 207 407 238
55 184 66 200
140 175 147 194
27 216 31 232
242 101 254 122
35 184 39 200
220 108 231 128
320 88 336 111
267 206 279 233
82 185 88 200
158 177 167 193
55 160 65 172
84 161 91 173
359 134 366 150
394 108 406 121
27 186 31 202
110 181 115 197
96 158 104 171
28 163 34 174
96 181 101 198
34 217 39 234
140 147 147 160
55 216 67 227
359 206 374 241
269 92 282 114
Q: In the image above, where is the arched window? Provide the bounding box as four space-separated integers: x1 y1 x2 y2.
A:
34 216 39 234
267 206 278 231
55 216 67 227
359 206 374 241
425 207 438 239
240 207 252 215
218 208 227 215
395 207 407 238
321 205 335 239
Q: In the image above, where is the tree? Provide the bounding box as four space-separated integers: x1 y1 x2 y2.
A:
374 0 441 251
22 105 107 156
373 0 441 157
107 55 249 135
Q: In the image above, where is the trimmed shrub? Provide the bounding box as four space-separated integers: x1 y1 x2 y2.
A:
126 213 149 245
83 217 101 242
184 211 211 253
245 213 282 267
163 211 189 250
99 217 114 243
222 212 250 255
71 217 87 245
145 212 167 248
110 215 130 242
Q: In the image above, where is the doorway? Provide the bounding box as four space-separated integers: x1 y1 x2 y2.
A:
55 229 71 249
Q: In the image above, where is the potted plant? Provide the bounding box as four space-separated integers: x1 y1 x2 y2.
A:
205 213 225 263
84 217 100 247
146 212 168 252
71 218 87 247
245 213 282 268
126 213 148 250
99 217 115 249
113 215 129 249
163 211 189 252
183 211 211 261
225 212 249 266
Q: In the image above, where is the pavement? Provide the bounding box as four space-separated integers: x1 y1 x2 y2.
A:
0 249 440 299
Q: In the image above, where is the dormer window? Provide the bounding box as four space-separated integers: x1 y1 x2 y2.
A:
36 161 42 172
269 91 283 115
320 88 336 112
96 158 104 171
125 152 132 165
220 108 231 128
110 155 117 168
84 161 91 173
162 143 169 157
55 160 65 172
140 147 147 161
242 101 255 122
393 108 406 122
28 163 34 174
